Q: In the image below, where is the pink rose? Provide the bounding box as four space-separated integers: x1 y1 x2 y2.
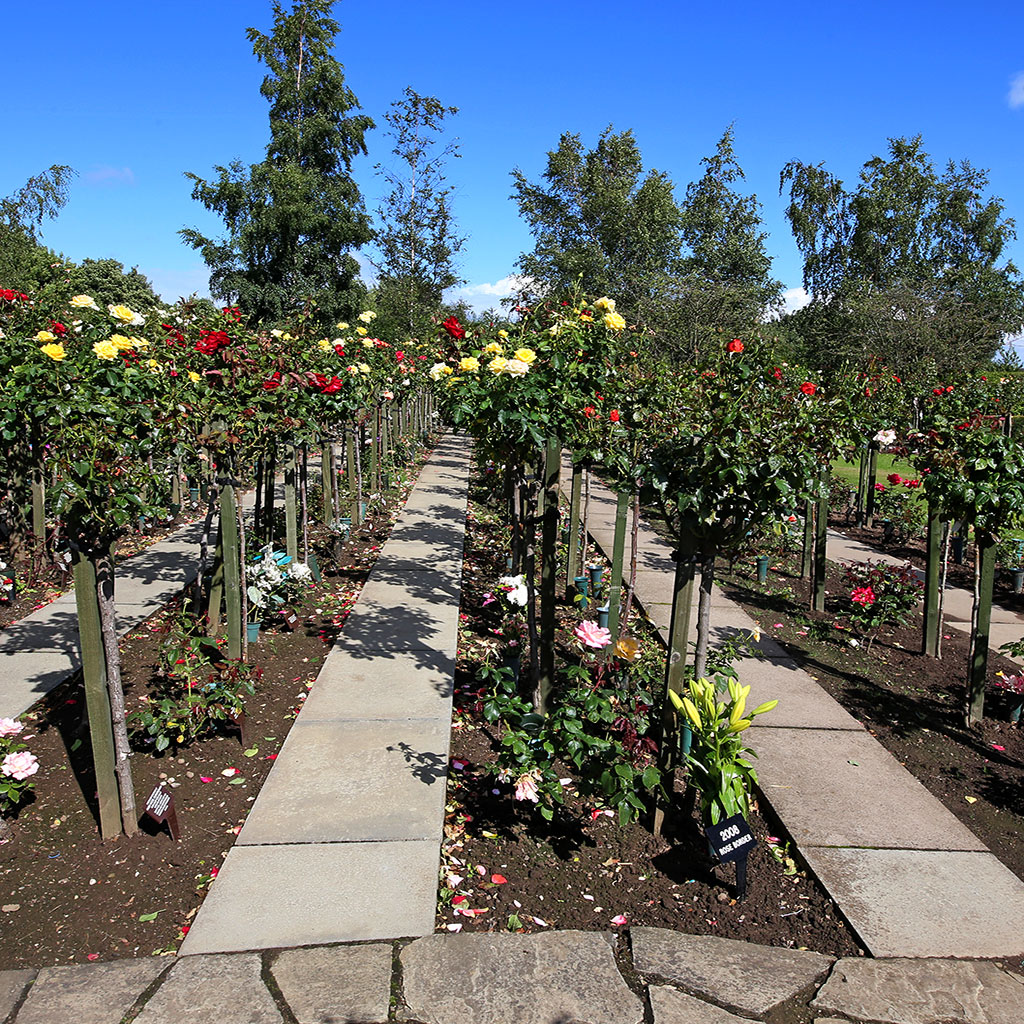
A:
2 750 39 781
575 620 612 649
0 718 23 738
514 773 540 803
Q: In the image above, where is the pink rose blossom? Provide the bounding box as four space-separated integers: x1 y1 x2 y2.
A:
2 750 39 781
0 718 23 738
514 773 540 803
575 620 612 649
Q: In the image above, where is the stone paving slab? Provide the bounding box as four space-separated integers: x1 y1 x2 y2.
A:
13 959 165 1024
649 987 753 1024
269 944 393 1024
399 931 644 1024
337 576 461 654
631 929 833 1018
133 953 282 1024
300 647 455 721
752 727 987 851
804 847 1024 958
179 840 439 954
742 659 865 730
238 718 450 845
810 957 1024 1024
0 969 35 1021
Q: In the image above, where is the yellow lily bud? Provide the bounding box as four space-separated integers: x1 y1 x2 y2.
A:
681 697 702 730
728 719 751 733
750 699 779 717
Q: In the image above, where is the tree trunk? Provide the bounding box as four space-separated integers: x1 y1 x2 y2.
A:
538 438 560 714
966 529 996 724
923 503 942 657
812 464 829 613
692 553 716 681
566 461 583 593
283 445 298 560
801 499 813 580
865 446 879 527
607 487 630 640
219 458 243 661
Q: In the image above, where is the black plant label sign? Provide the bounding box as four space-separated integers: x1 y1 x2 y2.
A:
143 782 181 840
706 813 755 900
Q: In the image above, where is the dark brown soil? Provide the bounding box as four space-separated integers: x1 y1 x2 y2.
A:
439 479 861 956
717 552 1024 888
0 455 432 970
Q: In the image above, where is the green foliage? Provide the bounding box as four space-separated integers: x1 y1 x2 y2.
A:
664 126 782 359
841 560 923 645
874 483 927 542
370 87 465 337
781 136 1024 379
181 0 373 327
671 676 777 825
66 258 159 311
511 127 683 321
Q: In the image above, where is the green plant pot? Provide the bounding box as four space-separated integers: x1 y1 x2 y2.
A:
756 554 770 584
1012 569 1024 595
246 622 261 643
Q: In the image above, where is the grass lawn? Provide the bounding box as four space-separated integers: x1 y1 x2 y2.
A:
832 452 917 487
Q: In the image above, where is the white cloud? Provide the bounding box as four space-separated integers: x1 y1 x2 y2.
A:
1010 72 1024 109
83 165 135 187
782 287 811 314
446 274 540 316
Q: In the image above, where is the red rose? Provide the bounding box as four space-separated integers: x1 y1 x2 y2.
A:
726 339 744 353
395 350 405 361
933 388 944 396
583 405 597 419
887 473 902 485
1 289 14 301
772 367 782 380
50 320 67 336
609 409 621 423
442 316 465 340
334 344 345 356
800 382 816 396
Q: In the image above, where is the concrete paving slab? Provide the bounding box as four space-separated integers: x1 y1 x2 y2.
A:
238 718 450 845
741 660 865 731
0 969 35 1021
0 651 78 718
14 959 166 1024
338 578 460 654
302 647 454 721
632 929 832 1018
399 931 643 1024
811 957 1024 1024
369 549 464 578
804 848 1024 958
753 728 987 851
179 841 439 954
649 987 754 1024
133 953 282 1024
270 944 393 1024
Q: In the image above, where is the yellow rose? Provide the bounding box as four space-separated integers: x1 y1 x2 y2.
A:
458 356 480 372
34 330 57 343
282 332 294 341
358 363 371 374
318 338 332 352
358 311 377 323
93 339 118 360
483 341 502 355
604 312 626 331
110 334 134 351
146 358 161 373
270 328 284 338
70 294 99 310
488 356 508 374
361 338 374 348
497 329 509 339
131 336 149 351
40 342 65 361
188 370 201 383
108 304 137 324
429 362 452 381
336 322 349 331
595 296 616 312
513 347 536 364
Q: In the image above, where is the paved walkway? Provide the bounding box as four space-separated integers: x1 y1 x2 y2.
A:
574 468 1024 959
827 528 1024 664
7 928 1024 1023
179 434 471 955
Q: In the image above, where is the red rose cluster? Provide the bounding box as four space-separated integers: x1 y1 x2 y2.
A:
1 289 28 302
442 316 465 340
194 329 232 355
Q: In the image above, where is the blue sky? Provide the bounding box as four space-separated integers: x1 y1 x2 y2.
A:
5 0 1024 332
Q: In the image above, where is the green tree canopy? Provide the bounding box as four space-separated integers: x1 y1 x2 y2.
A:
781 135 1024 380
370 87 465 338
511 127 683 320
181 0 373 328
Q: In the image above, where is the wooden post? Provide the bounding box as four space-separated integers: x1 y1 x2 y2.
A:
607 487 629 639
347 427 360 527
321 442 334 525
652 536 696 835
967 530 997 724
813 464 829 613
72 545 122 839
283 445 298 561
538 438 560 715
219 460 243 661
262 444 276 545
865 447 879 527
566 461 583 593
923 503 942 657
801 499 813 580
369 407 380 494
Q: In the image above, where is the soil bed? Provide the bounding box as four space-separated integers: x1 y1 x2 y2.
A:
0 452 431 971
438 474 861 957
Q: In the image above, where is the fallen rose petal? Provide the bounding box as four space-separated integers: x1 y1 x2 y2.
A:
992 744 1006 751
533 916 548 927
475 864 487 876
452 895 467 905
773 622 783 628
446 923 463 932
221 767 238 777
490 874 507 884
86 954 99 961
611 914 628 926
